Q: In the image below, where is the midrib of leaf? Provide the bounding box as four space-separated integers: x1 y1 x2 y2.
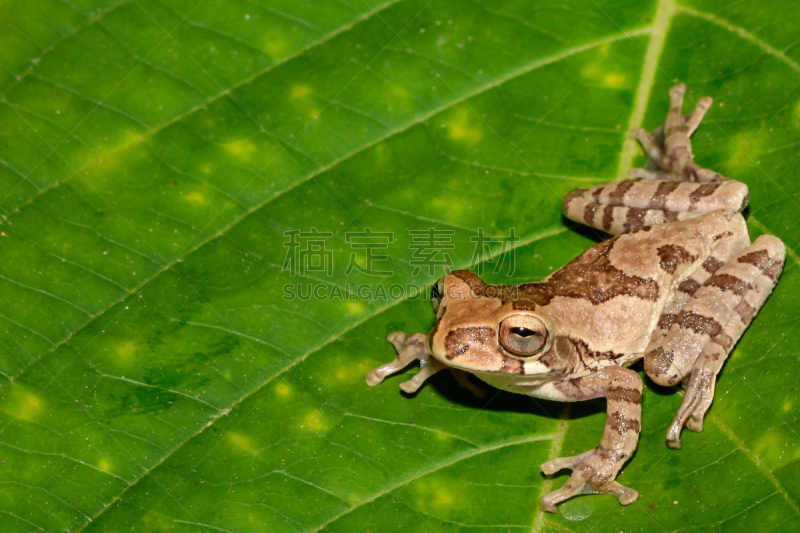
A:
2 26 647 389
617 0 675 178
532 409 570 533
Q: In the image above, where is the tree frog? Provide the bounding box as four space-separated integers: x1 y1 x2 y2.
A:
365 84 785 512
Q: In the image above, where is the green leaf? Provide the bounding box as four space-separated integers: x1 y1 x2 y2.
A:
0 0 798 531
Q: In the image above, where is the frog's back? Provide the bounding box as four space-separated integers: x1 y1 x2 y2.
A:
515 210 748 355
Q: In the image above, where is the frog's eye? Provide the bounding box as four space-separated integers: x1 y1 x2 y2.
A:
430 278 444 314
499 315 547 356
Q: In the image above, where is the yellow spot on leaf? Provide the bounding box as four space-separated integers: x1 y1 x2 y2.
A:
116 341 136 364
275 382 292 398
302 411 330 433
390 85 410 100
346 301 365 315
413 478 458 510
446 107 483 145
291 85 311 99
783 400 792 413
185 191 207 206
603 73 626 88
224 138 257 161
262 34 288 58
727 131 765 171
2 386 44 421
228 432 258 455
98 458 112 472
751 429 788 470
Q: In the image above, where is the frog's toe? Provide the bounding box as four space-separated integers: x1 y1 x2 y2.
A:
666 426 683 450
386 331 407 352
607 481 639 505
540 449 595 475
686 414 704 433
540 472 638 512
666 368 715 447
365 332 432 387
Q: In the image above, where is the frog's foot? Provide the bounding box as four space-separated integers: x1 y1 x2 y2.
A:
666 369 715 449
631 83 722 182
365 332 446 393
540 448 639 513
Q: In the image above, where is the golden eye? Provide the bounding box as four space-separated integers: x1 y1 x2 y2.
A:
499 314 547 356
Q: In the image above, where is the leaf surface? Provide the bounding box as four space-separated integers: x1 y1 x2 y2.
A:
0 0 799 531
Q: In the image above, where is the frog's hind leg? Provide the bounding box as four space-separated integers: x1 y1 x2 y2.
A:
561 178 748 235
643 234 785 448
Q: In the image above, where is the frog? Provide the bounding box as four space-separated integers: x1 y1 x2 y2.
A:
365 84 785 512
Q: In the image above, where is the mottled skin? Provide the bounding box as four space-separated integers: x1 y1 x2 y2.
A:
366 85 785 512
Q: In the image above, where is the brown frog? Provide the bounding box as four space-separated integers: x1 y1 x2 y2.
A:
365 84 785 512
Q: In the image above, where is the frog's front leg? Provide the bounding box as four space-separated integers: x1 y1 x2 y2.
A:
539 366 642 512
366 332 484 396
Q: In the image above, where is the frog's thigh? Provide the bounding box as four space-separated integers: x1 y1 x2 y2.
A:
644 234 785 390
646 212 750 349
562 179 748 235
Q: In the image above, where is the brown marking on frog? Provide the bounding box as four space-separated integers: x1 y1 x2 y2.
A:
602 205 615 232
705 273 751 296
735 300 756 323
764 260 783 281
512 299 537 311
517 238 659 306
711 331 733 351
645 346 675 374
657 313 677 330
675 310 722 336
688 183 721 208
657 244 697 274
677 278 701 295
737 249 771 269
607 386 642 404
609 411 641 434
623 207 648 232
702 256 724 274
608 180 638 204
649 181 681 210
584 203 599 226
451 270 487 296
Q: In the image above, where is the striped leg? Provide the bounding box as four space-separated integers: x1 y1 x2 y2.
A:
562 178 748 235
643 235 785 448
540 366 642 512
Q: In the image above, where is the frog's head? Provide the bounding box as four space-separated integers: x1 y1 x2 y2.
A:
426 270 557 376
